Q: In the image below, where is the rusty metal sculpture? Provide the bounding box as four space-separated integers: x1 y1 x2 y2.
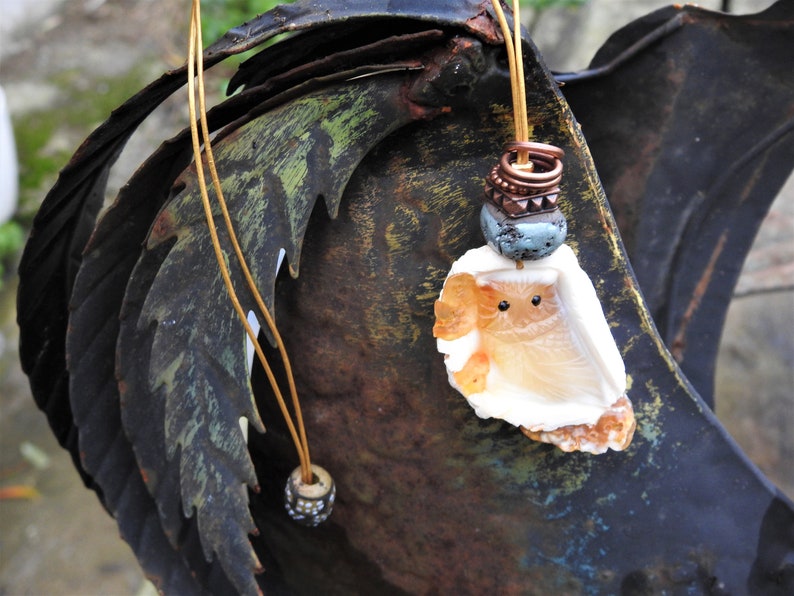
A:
17 1 794 594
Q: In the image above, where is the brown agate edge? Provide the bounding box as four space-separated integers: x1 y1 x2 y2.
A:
520 395 636 454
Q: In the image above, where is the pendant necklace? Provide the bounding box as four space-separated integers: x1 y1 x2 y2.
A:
433 0 635 454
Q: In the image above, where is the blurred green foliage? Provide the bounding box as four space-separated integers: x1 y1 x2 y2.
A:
201 0 286 44
0 220 24 280
3 67 153 289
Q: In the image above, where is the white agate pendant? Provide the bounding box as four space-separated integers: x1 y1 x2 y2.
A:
433 142 635 454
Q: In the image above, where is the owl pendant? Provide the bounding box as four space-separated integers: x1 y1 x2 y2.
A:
434 245 635 454
433 143 634 454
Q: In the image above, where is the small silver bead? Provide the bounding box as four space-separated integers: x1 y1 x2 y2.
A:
284 464 336 527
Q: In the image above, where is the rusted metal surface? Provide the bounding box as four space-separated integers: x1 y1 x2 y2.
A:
16 0 794 594
242 42 793 592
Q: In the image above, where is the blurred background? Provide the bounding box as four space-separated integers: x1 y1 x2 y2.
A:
1 0 791 593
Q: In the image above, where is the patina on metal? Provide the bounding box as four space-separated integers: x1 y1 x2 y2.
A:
15 0 794 594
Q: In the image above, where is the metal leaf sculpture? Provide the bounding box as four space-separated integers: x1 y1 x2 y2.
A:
16 0 794 594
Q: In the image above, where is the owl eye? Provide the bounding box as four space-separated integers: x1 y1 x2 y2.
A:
498 300 510 312
531 295 542 306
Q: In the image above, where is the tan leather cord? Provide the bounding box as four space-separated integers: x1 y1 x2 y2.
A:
491 0 533 168
188 0 313 484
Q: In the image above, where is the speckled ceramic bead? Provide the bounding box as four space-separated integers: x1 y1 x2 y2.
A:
480 202 567 261
284 464 336 526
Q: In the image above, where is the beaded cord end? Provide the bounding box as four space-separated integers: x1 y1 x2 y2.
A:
481 141 567 261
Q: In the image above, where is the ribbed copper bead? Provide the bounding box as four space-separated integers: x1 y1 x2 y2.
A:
483 141 565 218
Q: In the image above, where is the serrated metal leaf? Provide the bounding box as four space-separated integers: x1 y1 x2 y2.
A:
116 74 423 595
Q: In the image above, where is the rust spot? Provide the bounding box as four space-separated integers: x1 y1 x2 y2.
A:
607 132 664 255
455 37 477 53
670 232 728 361
403 93 446 121
149 208 177 244
465 5 501 44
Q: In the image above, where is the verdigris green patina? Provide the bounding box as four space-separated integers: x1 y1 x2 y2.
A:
17 1 794 594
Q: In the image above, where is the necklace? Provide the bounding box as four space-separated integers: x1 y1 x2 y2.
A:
433 0 635 454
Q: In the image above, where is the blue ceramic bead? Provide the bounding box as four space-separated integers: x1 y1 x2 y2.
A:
480 203 567 261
